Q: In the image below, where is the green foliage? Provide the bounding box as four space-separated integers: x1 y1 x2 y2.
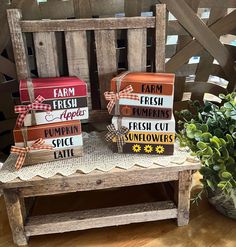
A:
176 93 236 195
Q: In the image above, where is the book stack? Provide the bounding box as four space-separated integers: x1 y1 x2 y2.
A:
12 77 88 168
106 72 175 155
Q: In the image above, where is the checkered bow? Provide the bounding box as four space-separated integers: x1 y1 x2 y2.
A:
104 85 139 114
15 95 51 127
11 138 53 170
105 124 129 153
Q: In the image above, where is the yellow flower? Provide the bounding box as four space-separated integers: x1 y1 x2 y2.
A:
144 145 153 153
132 144 141 153
156 145 165 154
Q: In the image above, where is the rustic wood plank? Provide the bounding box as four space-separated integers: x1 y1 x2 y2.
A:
3 189 28 246
185 82 227 101
33 32 59 77
124 0 142 17
199 0 236 8
172 0 199 102
0 160 201 192
195 8 227 82
65 31 92 109
73 0 93 18
39 0 74 19
193 8 227 100
21 18 188 36
155 4 166 72
20 17 189 36
21 17 155 32
7 9 30 80
25 201 177 236
19 169 179 197
165 9 236 90
95 30 117 109
127 28 147 71
177 170 192 226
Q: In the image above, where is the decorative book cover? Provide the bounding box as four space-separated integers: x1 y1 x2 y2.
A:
110 115 175 155
19 77 89 126
13 121 83 166
107 72 175 119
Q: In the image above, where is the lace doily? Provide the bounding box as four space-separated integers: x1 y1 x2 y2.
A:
0 132 197 183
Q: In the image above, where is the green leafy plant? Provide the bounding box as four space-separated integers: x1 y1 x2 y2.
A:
176 93 236 197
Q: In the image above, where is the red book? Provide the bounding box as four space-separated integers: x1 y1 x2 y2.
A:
20 77 87 103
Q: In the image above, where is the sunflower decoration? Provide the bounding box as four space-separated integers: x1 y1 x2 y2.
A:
144 145 153 153
156 145 165 154
132 144 141 153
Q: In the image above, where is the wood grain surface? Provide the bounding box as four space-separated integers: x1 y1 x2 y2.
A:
1 173 236 247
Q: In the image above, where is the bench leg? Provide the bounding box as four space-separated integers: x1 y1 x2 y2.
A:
177 170 192 226
3 189 28 246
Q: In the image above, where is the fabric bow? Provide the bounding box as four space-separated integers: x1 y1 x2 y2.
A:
15 95 51 127
11 138 53 170
105 124 129 153
104 85 139 114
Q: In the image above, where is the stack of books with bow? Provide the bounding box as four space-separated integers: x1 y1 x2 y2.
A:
11 77 89 170
105 72 175 155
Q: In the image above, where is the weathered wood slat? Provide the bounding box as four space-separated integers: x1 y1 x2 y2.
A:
185 82 227 101
175 63 225 79
33 32 59 77
173 0 199 102
165 9 236 90
21 17 155 32
3 189 28 246
166 0 236 91
18 169 179 197
0 160 201 191
127 28 147 71
177 170 192 226
155 4 166 72
73 0 93 18
199 0 236 8
193 8 227 100
65 31 92 109
7 9 29 80
95 29 117 109
20 18 190 36
25 201 177 236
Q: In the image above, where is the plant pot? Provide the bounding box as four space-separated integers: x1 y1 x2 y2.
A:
206 187 236 219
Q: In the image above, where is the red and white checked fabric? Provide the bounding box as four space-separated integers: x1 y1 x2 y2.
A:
11 138 53 170
15 95 51 127
104 85 139 114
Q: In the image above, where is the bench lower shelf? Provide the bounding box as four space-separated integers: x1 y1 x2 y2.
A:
1 166 200 246
25 201 177 237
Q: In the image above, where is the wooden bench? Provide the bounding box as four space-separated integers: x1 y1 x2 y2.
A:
0 5 201 246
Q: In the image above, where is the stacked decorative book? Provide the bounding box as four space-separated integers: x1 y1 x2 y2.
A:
11 77 88 169
105 72 175 155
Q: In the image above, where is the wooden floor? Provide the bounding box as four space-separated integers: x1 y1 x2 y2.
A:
0 173 236 247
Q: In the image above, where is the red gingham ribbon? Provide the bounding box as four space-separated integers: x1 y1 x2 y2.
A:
15 95 51 127
104 85 139 114
11 138 53 170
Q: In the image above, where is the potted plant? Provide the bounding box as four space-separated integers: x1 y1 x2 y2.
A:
176 93 236 219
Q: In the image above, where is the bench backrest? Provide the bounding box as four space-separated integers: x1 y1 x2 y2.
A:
7 5 166 113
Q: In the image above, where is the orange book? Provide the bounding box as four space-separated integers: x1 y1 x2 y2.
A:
111 72 175 95
109 72 175 119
